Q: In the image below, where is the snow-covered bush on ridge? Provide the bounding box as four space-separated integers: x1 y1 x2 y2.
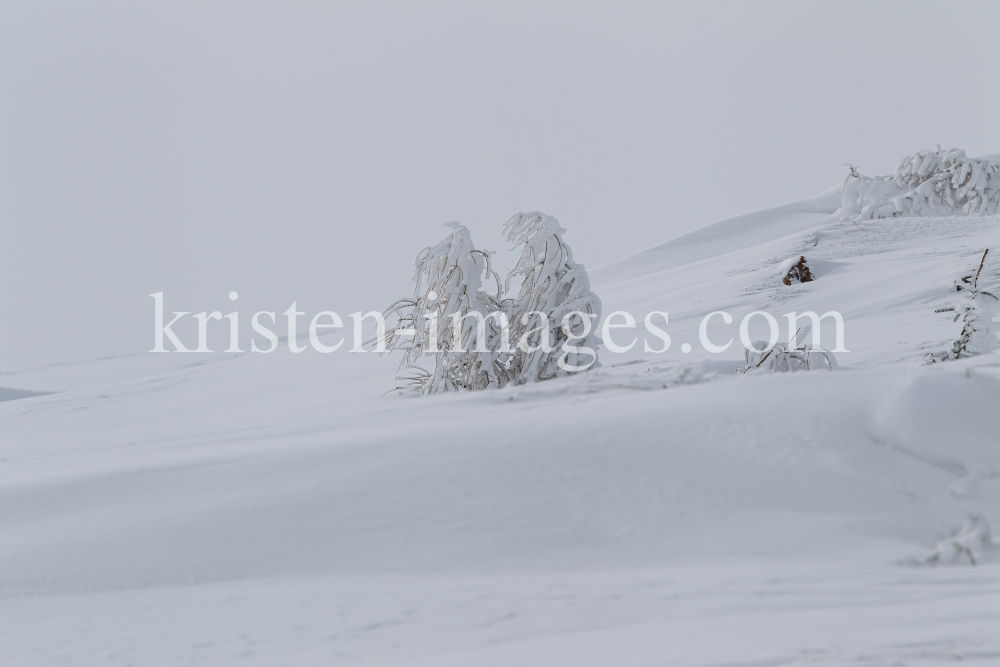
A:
503 212 602 384
377 213 601 394
925 249 999 364
837 147 1000 221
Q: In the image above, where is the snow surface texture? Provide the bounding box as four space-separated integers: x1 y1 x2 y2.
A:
3 151 1000 665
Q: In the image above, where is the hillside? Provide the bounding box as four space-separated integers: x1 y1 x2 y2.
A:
3 175 1000 665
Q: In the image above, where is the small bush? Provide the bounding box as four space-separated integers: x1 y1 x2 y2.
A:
925 249 999 364
742 340 838 374
782 256 813 285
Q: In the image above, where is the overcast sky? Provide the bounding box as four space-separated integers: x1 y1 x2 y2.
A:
2 1 999 370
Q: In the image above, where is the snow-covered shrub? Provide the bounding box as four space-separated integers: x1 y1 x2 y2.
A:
895 148 999 216
742 340 838 374
925 249 999 364
503 212 603 383
379 223 511 394
928 513 998 566
378 213 601 393
781 256 813 285
836 147 1000 221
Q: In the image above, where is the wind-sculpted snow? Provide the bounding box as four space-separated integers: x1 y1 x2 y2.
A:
592 185 842 286
2 350 1000 665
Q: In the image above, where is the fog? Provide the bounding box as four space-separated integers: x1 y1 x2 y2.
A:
2 1 998 369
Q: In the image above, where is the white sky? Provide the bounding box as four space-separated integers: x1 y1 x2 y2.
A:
2 1 999 369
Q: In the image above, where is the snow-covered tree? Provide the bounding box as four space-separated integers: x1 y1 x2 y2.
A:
503 212 602 384
894 148 999 216
836 147 1000 221
378 212 602 394
378 223 510 394
925 249 999 364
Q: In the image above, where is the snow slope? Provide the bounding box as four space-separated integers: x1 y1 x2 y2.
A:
2 192 1000 665
592 184 842 285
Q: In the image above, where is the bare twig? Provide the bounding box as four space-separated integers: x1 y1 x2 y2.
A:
973 248 989 290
